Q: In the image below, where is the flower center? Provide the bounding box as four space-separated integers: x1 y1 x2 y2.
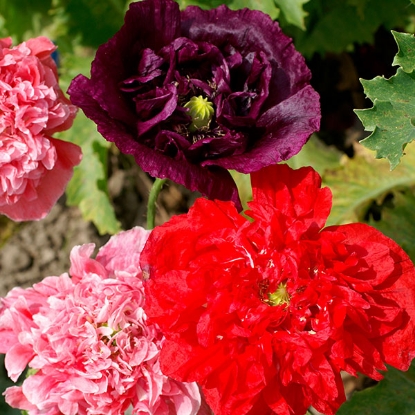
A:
98 322 121 346
183 95 214 132
268 282 290 306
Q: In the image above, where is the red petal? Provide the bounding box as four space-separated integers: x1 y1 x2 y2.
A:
249 163 332 235
325 223 415 370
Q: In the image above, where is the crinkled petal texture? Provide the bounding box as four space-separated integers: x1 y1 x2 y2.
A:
68 0 320 207
0 227 202 415
0 36 81 221
142 164 415 415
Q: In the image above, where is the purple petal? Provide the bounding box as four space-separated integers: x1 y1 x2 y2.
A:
203 85 321 171
135 84 178 136
181 4 319 118
132 138 242 209
69 75 241 208
123 48 164 85
122 0 181 52
71 0 182 128
69 0 320 206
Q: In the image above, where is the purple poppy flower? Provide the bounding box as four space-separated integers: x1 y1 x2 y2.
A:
68 0 320 206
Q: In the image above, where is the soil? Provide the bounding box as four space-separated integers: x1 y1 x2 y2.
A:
0 156 198 297
0 201 104 297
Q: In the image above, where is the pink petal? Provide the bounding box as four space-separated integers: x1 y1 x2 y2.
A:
0 137 82 221
5 343 34 381
4 386 37 411
96 226 150 276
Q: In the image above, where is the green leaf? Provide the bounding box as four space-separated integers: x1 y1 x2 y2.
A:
57 47 95 91
287 134 342 176
176 0 280 19
289 0 412 58
368 189 415 262
392 31 415 73
324 142 415 226
229 0 280 20
356 30 415 169
274 0 308 30
0 0 54 41
337 362 415 415
56 0 126 48
176 0 232 9
54 48 120 235
346 0 367 18
356 69 415 169
230 171 251 212
63 112 121 235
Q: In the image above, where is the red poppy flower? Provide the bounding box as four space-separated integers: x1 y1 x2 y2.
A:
142 163 415 415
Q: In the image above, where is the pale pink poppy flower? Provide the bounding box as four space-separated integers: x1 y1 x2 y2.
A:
0 36 81 221
0 227 203 415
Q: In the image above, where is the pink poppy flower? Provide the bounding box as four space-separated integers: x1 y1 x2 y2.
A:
0 227 203 415
0 36 81 221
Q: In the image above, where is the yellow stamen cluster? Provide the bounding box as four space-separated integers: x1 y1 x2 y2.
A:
268 282 290 306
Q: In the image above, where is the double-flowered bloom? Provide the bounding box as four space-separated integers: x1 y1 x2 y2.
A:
142 163 415 415
0 227 203 415
69 0 320 206
0 36 81 221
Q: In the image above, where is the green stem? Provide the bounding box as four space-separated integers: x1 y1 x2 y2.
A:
147 178 167 230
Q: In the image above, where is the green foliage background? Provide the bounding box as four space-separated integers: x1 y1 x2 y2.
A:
1 0 415 414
